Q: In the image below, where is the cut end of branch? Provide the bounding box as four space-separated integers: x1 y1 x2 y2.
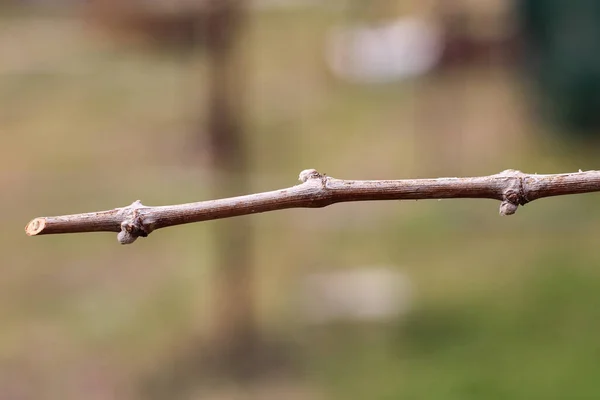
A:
25 218 46 236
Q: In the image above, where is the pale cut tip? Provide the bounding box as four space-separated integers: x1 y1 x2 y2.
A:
25 218 46 236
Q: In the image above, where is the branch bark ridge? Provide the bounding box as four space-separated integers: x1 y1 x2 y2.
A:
24 168 600 244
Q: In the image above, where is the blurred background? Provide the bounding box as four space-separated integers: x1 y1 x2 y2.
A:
4 0 600 399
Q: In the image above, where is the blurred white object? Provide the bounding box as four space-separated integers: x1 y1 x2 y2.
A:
300 267 413 324
325 16 443 83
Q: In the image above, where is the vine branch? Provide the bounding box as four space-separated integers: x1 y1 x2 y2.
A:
25 168 600 244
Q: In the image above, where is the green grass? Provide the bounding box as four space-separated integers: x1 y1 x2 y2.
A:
309 257 600 400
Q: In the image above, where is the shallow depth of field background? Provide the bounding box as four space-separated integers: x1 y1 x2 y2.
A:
4 1 600 399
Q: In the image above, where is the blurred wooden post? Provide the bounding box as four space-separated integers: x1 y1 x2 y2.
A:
200 0 258 376
84 0 259 377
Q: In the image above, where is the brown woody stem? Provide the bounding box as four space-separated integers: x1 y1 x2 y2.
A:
24 168 600 244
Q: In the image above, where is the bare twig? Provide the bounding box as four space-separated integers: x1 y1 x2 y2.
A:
25 168 600 244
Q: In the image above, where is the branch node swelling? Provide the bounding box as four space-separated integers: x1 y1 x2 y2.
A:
498 169 529 216
298 169 324 183
117 200 150 244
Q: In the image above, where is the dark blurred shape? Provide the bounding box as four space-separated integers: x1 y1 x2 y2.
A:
196 0 266 384
436 0 519 70
85 0 209 47
86 0 265 391
519 0 600 135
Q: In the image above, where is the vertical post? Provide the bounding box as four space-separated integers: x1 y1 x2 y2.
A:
202 0 258 376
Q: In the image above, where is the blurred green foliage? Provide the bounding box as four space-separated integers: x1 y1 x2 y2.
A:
520 0 600 135
311 254 600 400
